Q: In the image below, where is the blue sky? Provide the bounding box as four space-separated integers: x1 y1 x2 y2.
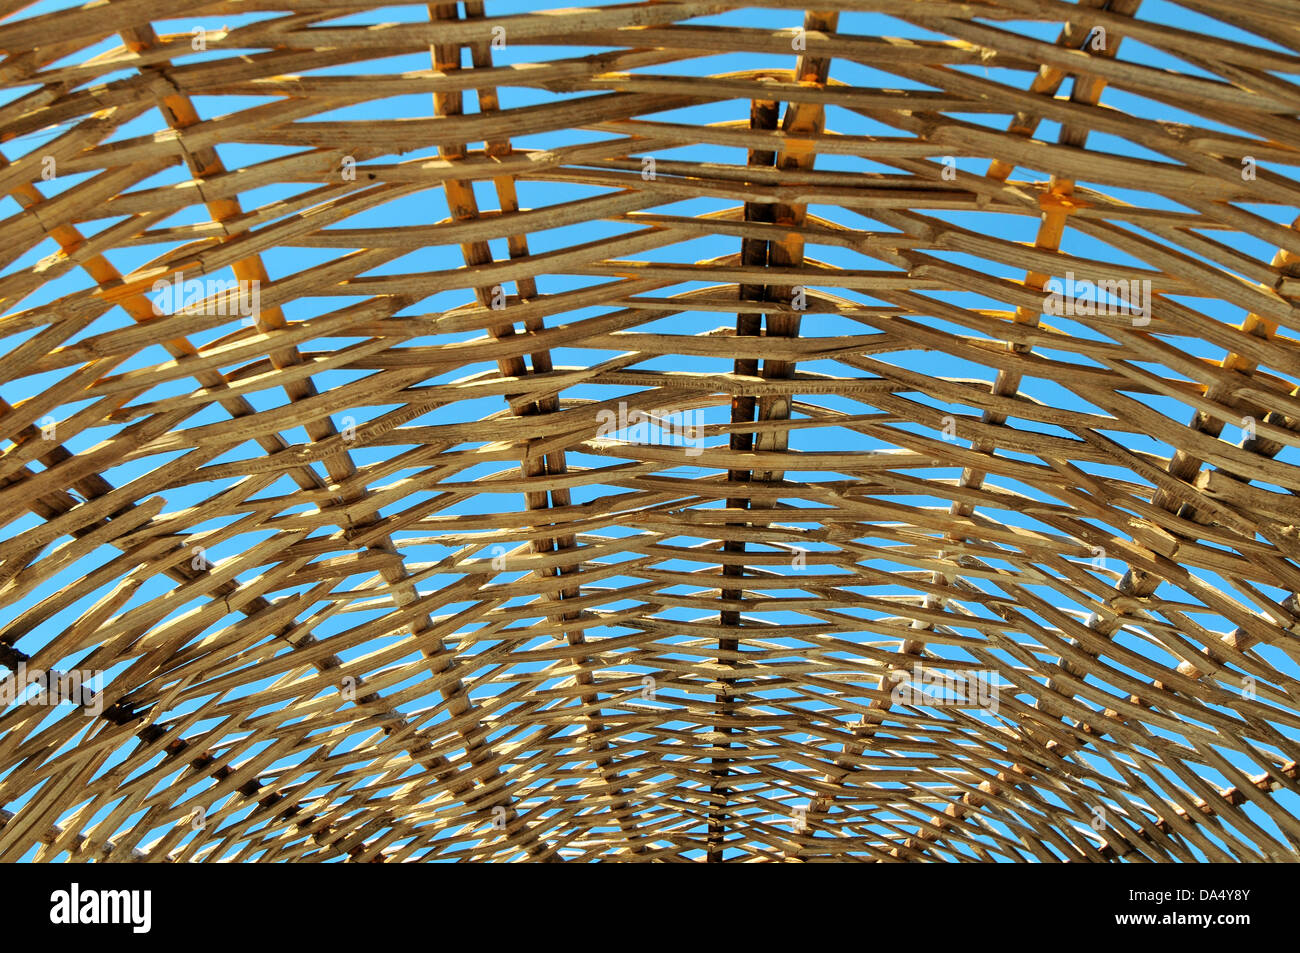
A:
1 0 1299 861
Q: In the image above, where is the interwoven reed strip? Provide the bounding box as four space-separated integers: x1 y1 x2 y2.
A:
0 0 1299 863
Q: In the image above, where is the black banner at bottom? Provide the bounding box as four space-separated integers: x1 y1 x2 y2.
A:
0 860 1278 942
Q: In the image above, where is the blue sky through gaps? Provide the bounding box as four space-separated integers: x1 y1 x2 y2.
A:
1 0 1299 862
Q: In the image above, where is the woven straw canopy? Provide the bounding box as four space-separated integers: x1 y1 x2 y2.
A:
2 0 1300 864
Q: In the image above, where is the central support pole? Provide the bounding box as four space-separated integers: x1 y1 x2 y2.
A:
707 97 780 862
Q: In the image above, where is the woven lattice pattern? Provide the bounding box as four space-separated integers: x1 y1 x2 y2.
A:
2 0 1300 862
